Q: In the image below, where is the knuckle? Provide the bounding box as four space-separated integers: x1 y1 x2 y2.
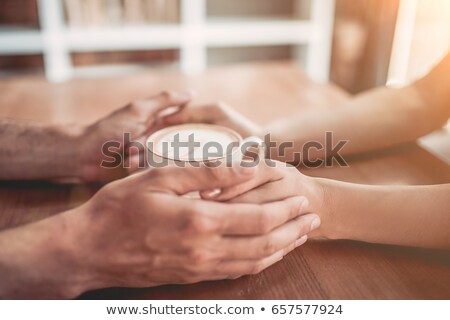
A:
144 192 160 207
296 215 311 233
146 254 162 269
289 198 302 219
294 215 309 231
207 165 227 183
143 167 168 186
127 101 142 114
180 264 201 279
261 235 277 256
146 167 164 180
97 181 125 203
158 90 173 102
98 180 116 195
257 207 273 233
184 209 211 235
188 248 212 266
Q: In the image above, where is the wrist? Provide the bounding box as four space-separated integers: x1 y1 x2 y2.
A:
54 206 103 297
73 124 99 182
50 123 86 181
0 207 97 298
300 176 339 239
309 177 357 240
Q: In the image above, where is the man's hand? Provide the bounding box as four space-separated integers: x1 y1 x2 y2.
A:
162 101 263 139
75 162 319 293
0 161 320 298
78 91 193 182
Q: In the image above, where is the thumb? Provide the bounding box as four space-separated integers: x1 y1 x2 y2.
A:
162 104 214 126
134 90 195 119
107 90 195 137
138 161 257 195
146 90 196 114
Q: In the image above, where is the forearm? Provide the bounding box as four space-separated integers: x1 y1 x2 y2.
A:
265 51 450 163
265 83 446 163
0 119 84 180
312 179 450 249
0 208 96 299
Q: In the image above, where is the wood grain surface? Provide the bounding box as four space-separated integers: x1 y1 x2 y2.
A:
0 62 449 299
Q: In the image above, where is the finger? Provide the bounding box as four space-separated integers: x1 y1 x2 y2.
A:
145 90 195 114
159 195 308 236
218 212 319 260
106 91 194 137
148 235 309 282
224 235 307 279
217 196 310 235
228 180 298 204
123 135 148 173
162 104 215 126
226 251 284 278
294 234 308 248
200 159 287 201
219 245 286 278
122 91 193 125
138 160 257 195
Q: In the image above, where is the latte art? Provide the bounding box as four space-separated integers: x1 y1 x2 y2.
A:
148 124 241 162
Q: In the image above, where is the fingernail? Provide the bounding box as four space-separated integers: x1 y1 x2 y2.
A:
205 188 221 198
295 235 308 247
275 251 284 262
310 217 321 231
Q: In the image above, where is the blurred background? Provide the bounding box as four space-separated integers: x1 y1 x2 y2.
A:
0 0 449 162
0 0 448 93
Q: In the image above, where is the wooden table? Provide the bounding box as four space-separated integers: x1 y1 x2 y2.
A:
1 62 449 299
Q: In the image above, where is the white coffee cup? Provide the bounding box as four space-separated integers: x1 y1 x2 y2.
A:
146 124 264 196
146 123 264 166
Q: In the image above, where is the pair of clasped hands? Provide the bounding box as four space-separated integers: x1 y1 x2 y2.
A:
57 91 321 298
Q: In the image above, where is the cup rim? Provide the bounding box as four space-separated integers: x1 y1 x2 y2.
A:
146 123 243 162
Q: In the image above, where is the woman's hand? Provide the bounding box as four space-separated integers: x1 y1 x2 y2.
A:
201 160 326 238
162 101 264 138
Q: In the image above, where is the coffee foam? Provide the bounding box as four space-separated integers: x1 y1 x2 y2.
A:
148 124 241 162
